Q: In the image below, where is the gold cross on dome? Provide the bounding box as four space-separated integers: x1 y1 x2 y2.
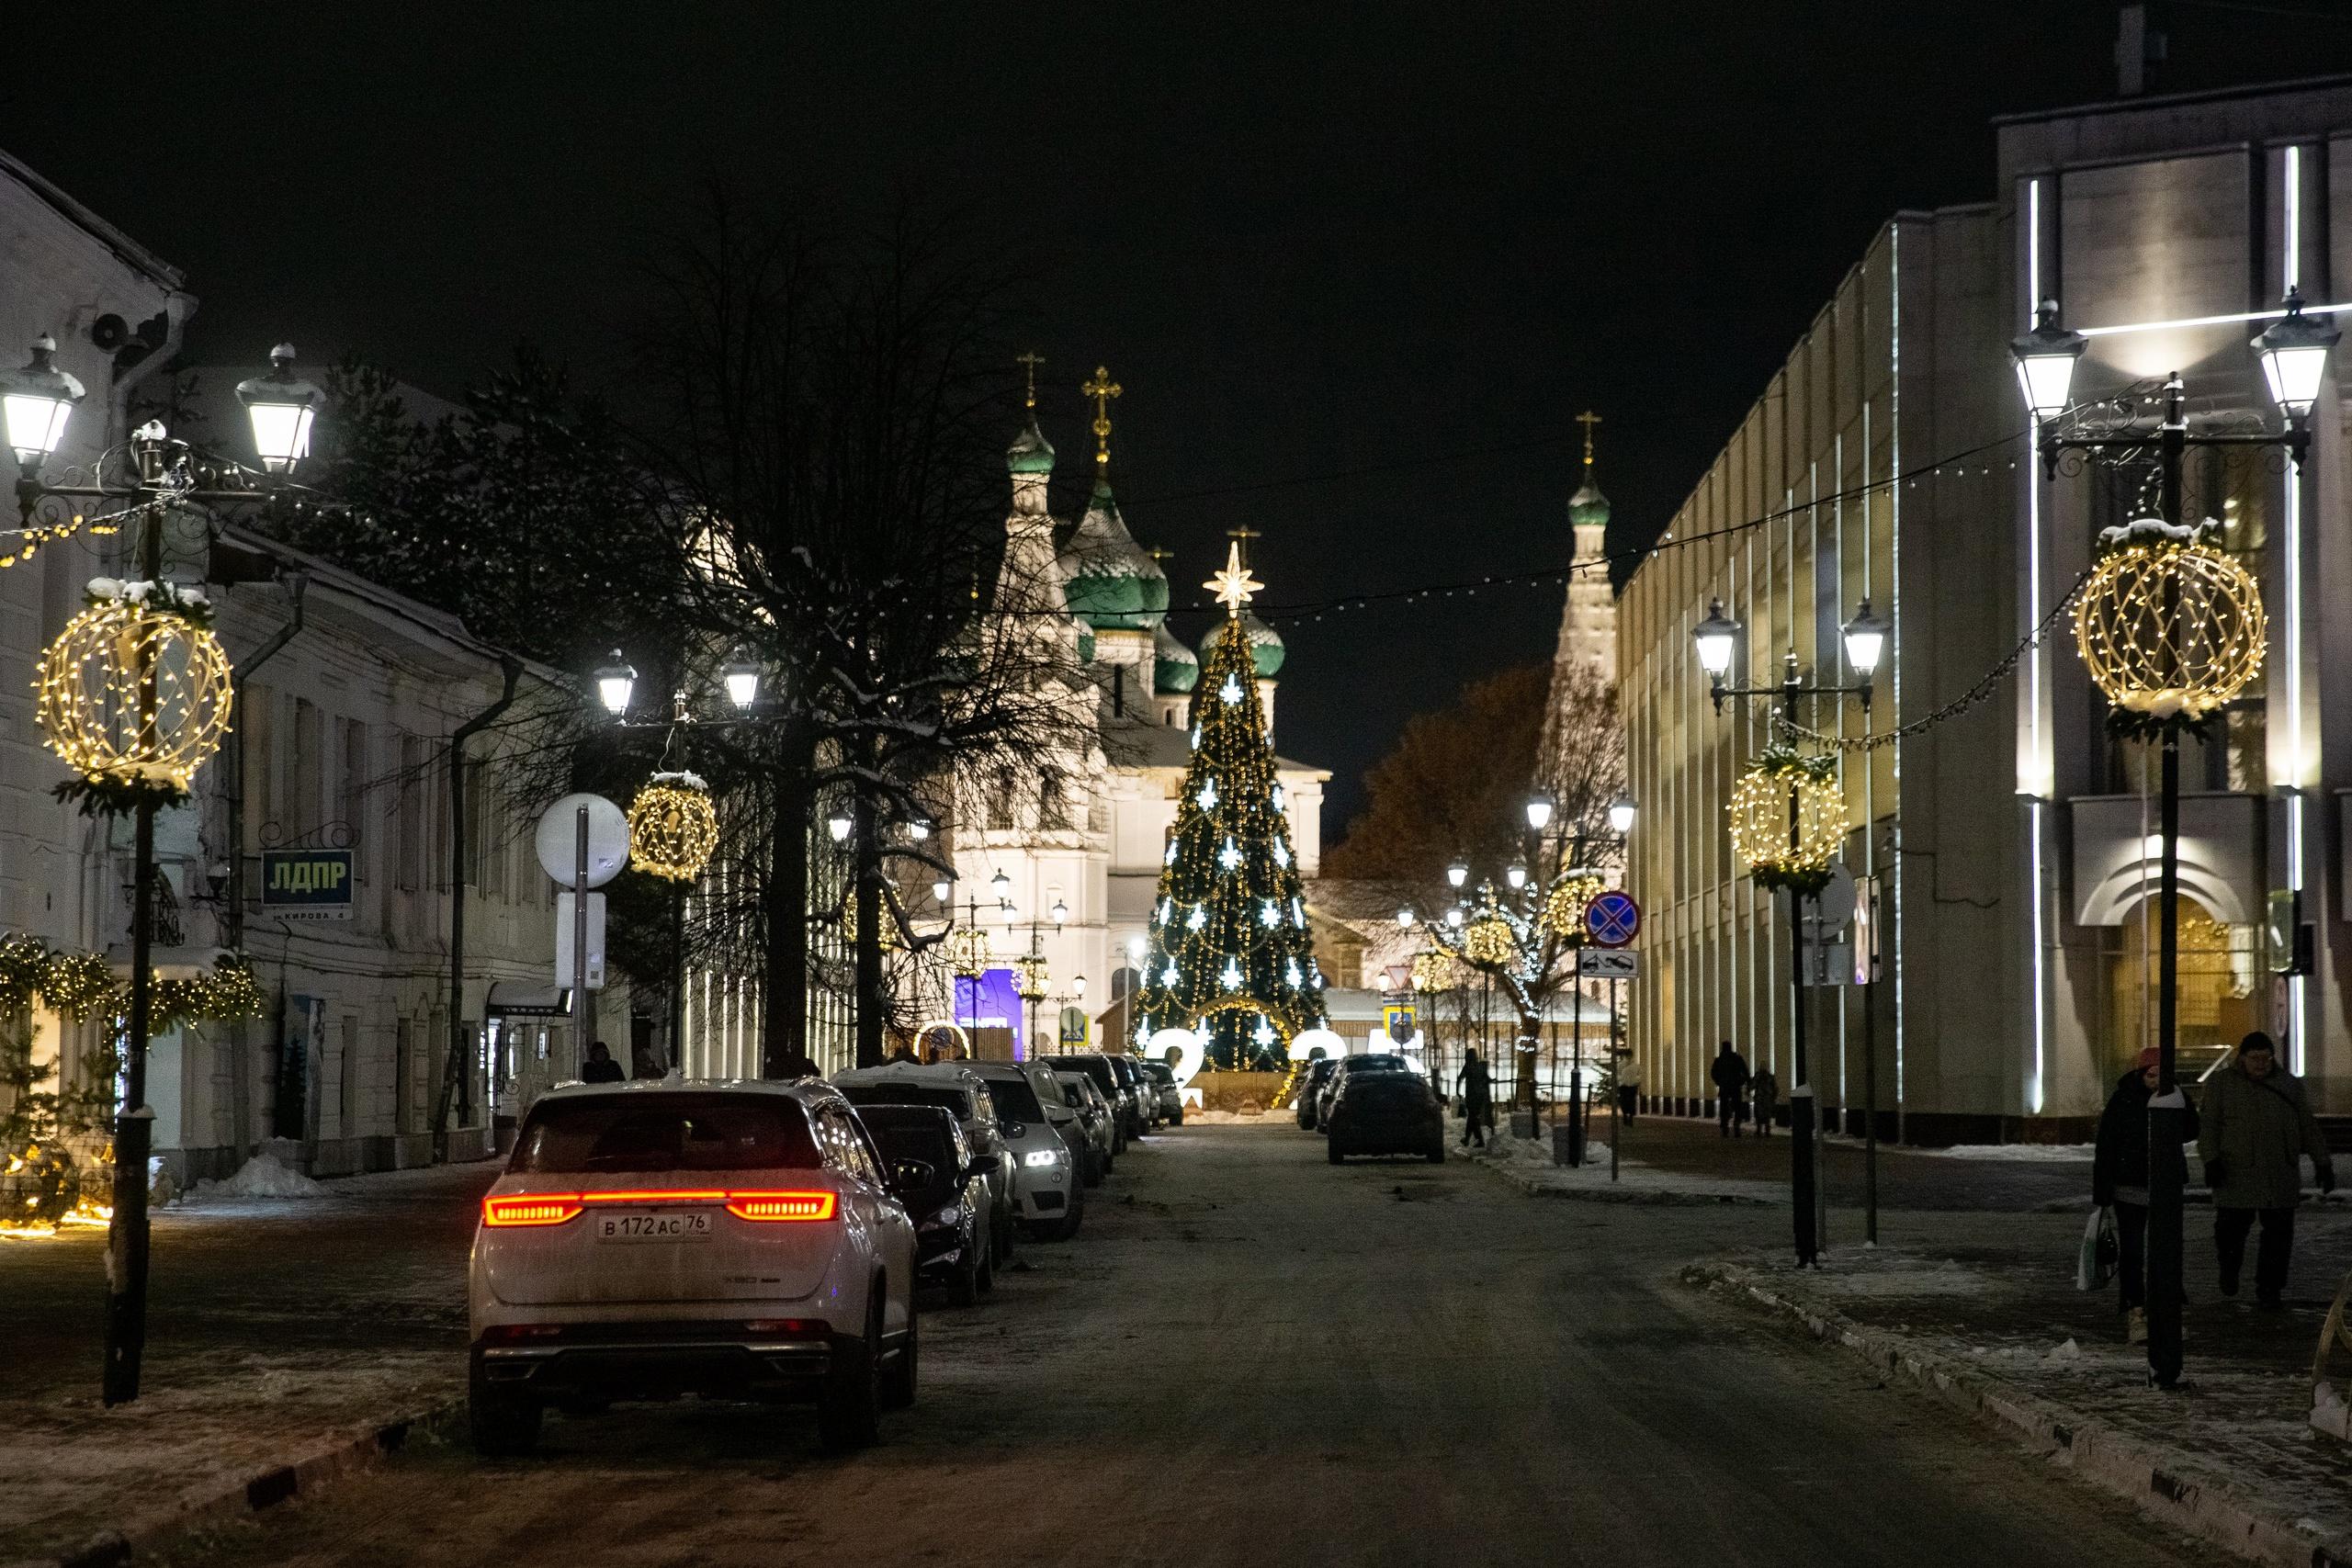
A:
1017 351 1045 410
1081 366 1122 468
1204 539 1263 615
1576 409 1601 468
1226 524 1261 566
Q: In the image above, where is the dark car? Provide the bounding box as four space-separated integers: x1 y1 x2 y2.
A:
853 1103 995 1305
833 1070 1017 1266
1044 1055 1131 1154
1295 1058 1341 1130
1314 1054 1413 1132
1141 1061 1183 1125
1326 1071 1445 1164
1106 1054 1154 1136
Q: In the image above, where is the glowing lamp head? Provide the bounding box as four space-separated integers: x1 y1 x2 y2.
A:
234 344 325 471
1396 907 1416 929
1505 863 1528 890
2009 299 2086 423
1692 599 1740 679
907 816 933 841
1445 907 1464 928
594 650 637 716
1050 897 1069 927
1445 862 1468 890
1126 935 1146 963
990 867 1012 901
721 653 760 711
826 807 854 842
1607 794 1637 836
932 876 953 904
1073 974 1087 999
0 334 84 467
2253 288 2340 423
1841 598 1889 679
1524 793 1555 831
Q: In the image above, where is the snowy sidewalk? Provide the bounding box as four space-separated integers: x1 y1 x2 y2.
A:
1688 1213 2352 1566
1464 1130 1786 1204
0 1156 494 1565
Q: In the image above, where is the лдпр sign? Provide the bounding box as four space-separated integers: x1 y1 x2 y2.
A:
260 850 355 919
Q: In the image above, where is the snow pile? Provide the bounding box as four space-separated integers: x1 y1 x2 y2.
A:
1913 1142 2094 1163
190 1153 327 1201
1808 1257 2001 1300
1186 1108 1284 1125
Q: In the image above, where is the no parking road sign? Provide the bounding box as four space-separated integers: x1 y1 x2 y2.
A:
1584 890 1641 949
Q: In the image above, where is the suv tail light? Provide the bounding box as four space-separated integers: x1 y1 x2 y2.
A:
483 1194 585 1227
726 1190 838 1223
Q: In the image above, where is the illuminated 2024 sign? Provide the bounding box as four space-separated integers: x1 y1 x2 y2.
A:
260 850 355 919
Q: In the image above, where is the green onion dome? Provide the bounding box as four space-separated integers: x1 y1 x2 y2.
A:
1568 477 1611 532
1153 622 1198 694
1008 417 1055 476
1202 608 1284 678
1057 476 1170 630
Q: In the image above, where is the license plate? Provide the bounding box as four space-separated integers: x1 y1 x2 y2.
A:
594 1211 715 1242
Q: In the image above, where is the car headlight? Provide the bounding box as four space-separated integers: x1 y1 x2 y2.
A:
935 1204 964 1226
1023 1148 1061 1168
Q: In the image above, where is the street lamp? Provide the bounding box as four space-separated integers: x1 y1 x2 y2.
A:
1691 599 1739 693
721 653 761 711
1505 863 1528 891
2017 296 2332 1390
1074 974 1088 1000
2254 287 2342 423
233 344 325 472
0 335 83 468
907 815 933 841
1050 897 1069 927
595 652 637 717
932 875 953 904
1396 906 1416 929
826 806 854 842
990 867 1012 902
1524 793 1555 832
1607 794 1637 836
2010 298 2087 422
1841 600 1889 680
1445 862 1468 890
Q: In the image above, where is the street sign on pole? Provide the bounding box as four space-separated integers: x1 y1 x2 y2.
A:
1585 890 1641 948
554 892 608 989
1577 948 1639 980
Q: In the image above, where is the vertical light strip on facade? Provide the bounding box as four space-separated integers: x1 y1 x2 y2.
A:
2020 184 2049 1113
1890 225 1909 1120
2284 144 2309 1075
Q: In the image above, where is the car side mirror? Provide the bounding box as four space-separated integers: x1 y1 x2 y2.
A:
890 1158 935 1191
1046 1105 1076 1122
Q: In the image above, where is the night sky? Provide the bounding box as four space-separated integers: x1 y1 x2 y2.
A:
15 3 2347 830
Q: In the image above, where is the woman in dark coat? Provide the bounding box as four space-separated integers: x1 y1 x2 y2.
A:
2092 1045 2199 1343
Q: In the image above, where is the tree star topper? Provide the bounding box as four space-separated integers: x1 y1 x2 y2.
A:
1204 540 1262 615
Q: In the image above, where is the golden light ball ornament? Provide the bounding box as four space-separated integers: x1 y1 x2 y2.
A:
2073 532 2265 729
1013 952 1048 1003
1543 874 1605 940
1464 910 1516 967
1727 752 1847 895
1409 950 1459 992
945 925 992 978
37 595 233 810
626 774 719 883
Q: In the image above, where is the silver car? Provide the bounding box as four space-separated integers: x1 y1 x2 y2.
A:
964 1060 1087 1241
1053 1069 1117 1185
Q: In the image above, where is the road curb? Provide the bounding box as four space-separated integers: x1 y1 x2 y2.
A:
1683 1260 2352 1568
13 1398 463 1568
1468 1155 1779 1206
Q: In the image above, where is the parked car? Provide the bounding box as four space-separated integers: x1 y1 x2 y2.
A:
1107 1054 1155 1135
833 1065 1017 1265
469 1079 918 1456
1043 1054 1131 1155
852 1103 995 1306
1141 1060 1183 1125
1314 1054 1414 1132
1325 1070 1446 1164
965 1060 1087 1241
1053 1070 1117 1186
1295 1058 1341 1130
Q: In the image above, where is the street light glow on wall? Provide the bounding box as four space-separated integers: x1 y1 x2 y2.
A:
2010 299 2087 422
595 652 636 717
2252 288 2342 422
233 345 325 472
0 335 83 467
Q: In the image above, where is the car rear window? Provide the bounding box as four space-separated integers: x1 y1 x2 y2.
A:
1048 1055 1117 1092
983 1077 1045 1122
510 1094 820 1174
1351 1077 1426 1103
838 1083 971 1120
861 1117 956 1169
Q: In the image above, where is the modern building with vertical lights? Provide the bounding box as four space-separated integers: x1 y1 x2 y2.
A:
1620 75 2352 1139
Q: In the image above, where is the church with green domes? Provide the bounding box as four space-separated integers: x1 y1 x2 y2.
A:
913 364 1330 1058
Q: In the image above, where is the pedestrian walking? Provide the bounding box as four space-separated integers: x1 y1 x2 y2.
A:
1711 1042 1750 1138
2198 1031 2335 1309
1751 1066 1779 1137
885 1043 917 1065
1456 1047 1494 1148
628 1042 668 1080
580 1041 626 1084
2093 1045 2199 1344
1615 1055 1643 1122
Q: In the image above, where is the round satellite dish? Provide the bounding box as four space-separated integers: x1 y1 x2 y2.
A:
535 793 630 887
1150 1027 1204 1089
1290 1026 1343 1061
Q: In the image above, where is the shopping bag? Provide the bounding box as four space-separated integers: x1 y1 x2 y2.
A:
2075 1205 2118 1292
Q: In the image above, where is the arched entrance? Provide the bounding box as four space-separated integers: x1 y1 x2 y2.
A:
2103 895 2258 1087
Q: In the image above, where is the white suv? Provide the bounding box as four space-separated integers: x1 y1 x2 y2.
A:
468 1080 917 1454
963 1060 1086 1241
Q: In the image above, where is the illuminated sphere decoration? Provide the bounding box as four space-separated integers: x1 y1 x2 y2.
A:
1463 912 1516 967
626 773 719 883
1727 756 1847 895
1013 952 1049 1002
2074 531 2265 732
945 924 992 978
1543 874 1605 940
38 592 233 812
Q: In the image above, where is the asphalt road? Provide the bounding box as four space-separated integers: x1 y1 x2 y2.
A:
157 1126 2223 1568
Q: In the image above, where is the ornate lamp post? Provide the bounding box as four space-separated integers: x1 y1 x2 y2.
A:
1693 599 1883 1266
2016 294 2324 1387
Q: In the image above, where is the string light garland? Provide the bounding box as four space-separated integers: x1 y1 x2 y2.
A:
626 772 718 883
1542 874 1605 941
1463 908 1516 967
36 581 233 815
2073 519 2264 739
1727 747 1847 895
1410 949 1464 992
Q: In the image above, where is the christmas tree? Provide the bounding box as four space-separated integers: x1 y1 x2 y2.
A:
1135 544 1326 1069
